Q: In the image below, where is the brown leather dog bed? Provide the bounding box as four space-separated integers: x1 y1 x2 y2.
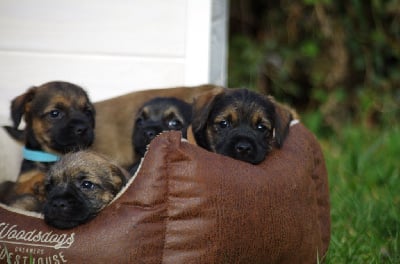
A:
0 120 330 263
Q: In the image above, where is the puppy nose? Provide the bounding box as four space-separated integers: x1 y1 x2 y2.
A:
74 124 88 135
50 198 69 209
235 141 253 154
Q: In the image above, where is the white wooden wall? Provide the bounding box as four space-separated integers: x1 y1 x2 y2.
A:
0 0 228 115
0 0 228 181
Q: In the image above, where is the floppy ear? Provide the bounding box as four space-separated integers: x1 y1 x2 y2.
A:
2 86 37 143
9 86 37 129
191 87 225 148
269 96 299 148
109 163 129 193
2 125 25 143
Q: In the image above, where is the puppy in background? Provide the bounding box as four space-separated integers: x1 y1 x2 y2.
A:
92 84 220 168
129 97 192 173
0 81 95 210
43 150 129 229
191 88 297 164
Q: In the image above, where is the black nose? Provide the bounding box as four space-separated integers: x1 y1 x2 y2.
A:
74 124 88 136
144 129 157 140
235 141 253 155
50 198 69 210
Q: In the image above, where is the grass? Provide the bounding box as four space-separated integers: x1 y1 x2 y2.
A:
305 120 400 263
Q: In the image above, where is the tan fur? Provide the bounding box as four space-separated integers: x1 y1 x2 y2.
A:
14 171 45 196
163 106 186 124
213 105 238 124
186 125 196 145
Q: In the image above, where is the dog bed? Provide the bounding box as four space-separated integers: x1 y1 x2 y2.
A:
0 121 330 263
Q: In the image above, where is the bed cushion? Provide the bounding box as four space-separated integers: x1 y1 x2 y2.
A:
0 121 330 263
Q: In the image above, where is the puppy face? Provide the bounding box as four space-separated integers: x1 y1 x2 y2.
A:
192 88 293 164
132 97 192 157
4 81 96 154
43 151 128 229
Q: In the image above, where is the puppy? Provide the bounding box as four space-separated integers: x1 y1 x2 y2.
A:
129 97 192 173
191 88 297 164
92 84 220 168
1 81 95 209
43 151 129 229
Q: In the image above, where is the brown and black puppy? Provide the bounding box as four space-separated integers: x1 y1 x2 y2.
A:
1 81 95 209
43 151 129 229
191 88 297 164
129 97 192 173
92 84 220 168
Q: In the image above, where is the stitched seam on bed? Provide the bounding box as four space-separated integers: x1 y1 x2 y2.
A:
160 135 173 264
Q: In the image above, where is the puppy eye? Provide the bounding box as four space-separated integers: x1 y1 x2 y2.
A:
256 123 267 131
136 117 143 126
168 119 182 129
48 109 64 119
218 120 230 129
81 180 95 190
84 107 93 117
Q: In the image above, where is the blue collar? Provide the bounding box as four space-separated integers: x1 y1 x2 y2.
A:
23 147 60 163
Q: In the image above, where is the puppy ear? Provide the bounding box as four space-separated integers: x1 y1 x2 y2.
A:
191 87 225 148
2 125 25 143
9 86 37 129
269 96 299 148
109 164 129 193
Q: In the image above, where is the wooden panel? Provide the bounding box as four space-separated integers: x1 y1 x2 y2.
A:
0 52 185 115
184 0 211 85
0 0 186 56
210 0 228 85
0 0 228 117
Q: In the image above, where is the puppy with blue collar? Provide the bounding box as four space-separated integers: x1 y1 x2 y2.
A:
0 81 95 211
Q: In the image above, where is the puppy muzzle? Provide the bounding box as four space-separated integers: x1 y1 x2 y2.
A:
222 134 266 164
44 186 92 229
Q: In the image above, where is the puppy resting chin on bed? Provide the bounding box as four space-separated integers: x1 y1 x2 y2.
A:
43 150 129 229
191 88 298 164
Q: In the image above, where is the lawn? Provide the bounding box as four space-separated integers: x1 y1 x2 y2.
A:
307 121 400 263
